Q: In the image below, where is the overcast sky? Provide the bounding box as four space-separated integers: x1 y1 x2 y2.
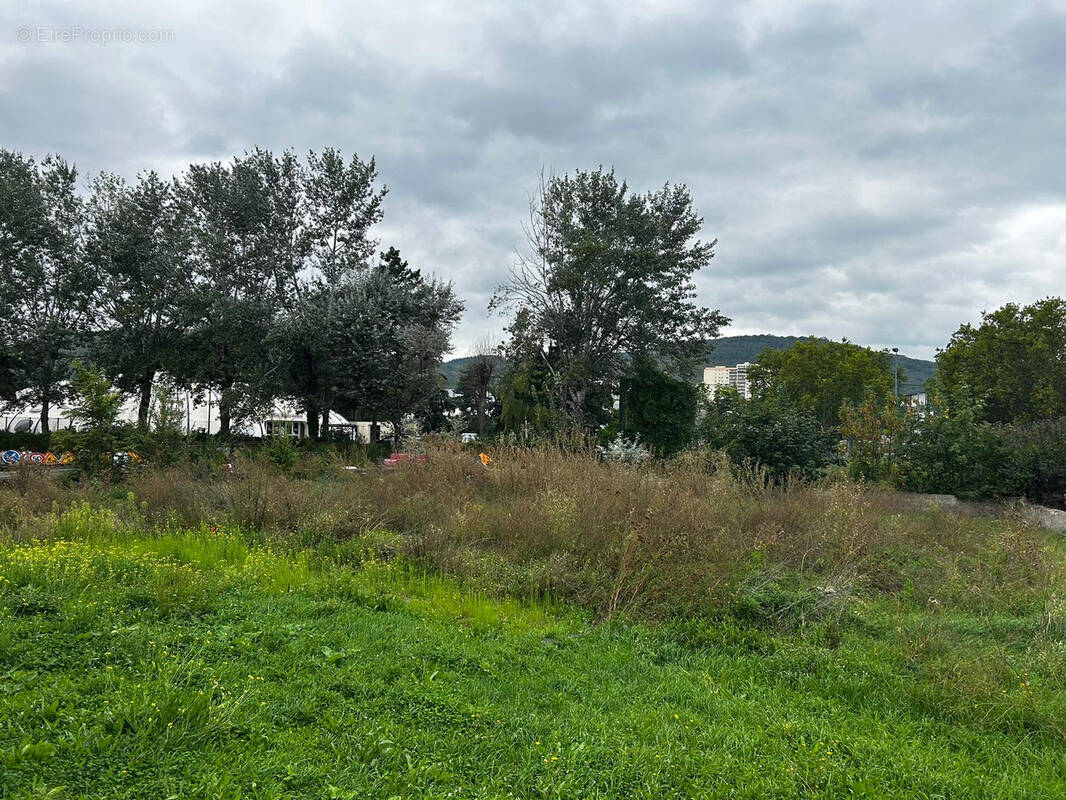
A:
3 1 1065 360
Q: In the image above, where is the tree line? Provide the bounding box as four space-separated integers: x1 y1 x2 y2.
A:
696 299 1066 507
4 148 1063 508
1 156 729 446
0 148 461 438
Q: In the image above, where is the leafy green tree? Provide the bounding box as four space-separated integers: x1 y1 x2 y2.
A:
750 339 896 429
497 362 559 437
699 390 835 480
87 171 194 428
269 285 334 439
838 392 905 482
0 347 20 404
249 148 310 306
937 298 1066 424
894 390 1009 498
455 344 499 438
176 155 280 435
50 361 125 475
275 248 461 444
495 167 727 430
414 381 457 434
362 249 463 445
304 148 386 285
0 150 97 432
496 308 562 436
619 358 699 457
268 149 387 436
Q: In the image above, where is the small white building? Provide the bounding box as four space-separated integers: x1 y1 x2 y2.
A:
2 388 391 442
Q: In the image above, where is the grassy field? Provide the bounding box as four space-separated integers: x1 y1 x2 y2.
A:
1 450 1065 798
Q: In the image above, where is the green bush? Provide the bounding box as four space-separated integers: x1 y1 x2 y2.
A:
619 359 700 457
1002 416 1066 506
894 393 1009 498
265 434 299 473
699 391 836 480
0 431 52 453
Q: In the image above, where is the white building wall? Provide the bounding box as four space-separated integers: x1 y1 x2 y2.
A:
702 362 752 399
1 388 389 441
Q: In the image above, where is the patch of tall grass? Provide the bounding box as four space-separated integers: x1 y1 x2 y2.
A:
0 441 1061 627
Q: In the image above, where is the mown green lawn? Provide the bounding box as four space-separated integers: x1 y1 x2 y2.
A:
1 523 1064 799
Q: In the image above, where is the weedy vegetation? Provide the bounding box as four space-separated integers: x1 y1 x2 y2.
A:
1 444 1064 798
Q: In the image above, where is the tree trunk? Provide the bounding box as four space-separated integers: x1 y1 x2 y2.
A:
40 390 51 434
39 358 56 434
218 377 233 436
305 400 320 440
137 371 155 430
320 407 330 439
476 391 487 438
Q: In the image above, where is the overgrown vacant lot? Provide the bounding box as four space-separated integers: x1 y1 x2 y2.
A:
1 448 1065 798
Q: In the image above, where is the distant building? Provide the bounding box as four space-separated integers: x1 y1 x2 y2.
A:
703 362 752 399
1 389 391 442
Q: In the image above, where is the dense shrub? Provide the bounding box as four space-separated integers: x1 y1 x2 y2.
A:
619 359 700 457
844 389 1066 507
895 400 1010 498
699 392 836 480
0 431 52 453
1002 416 1066 507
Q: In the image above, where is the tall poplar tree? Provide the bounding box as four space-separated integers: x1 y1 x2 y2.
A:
87 171 193 428
0 150 96 432
496 167 726 430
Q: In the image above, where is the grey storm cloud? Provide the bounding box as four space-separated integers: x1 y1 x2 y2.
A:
3 0 1065 359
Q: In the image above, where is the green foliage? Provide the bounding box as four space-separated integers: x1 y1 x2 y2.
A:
839 393 905 483
0 431 51 453
937 297 1066 423
497 356 562 436
1001 416 1066 507
496 166 727 429
620 359 699 457
63 361 123 430
273 248 461 444
700 391 836 479
49 362 125 476
363 249 463 442
894 391 1010 497
0 150 98 433
752 339 896 429
455 352 499 438
264 433 299 473
840 389 1066 506
86 171 193 428
704 335 935 395
176 155 282 435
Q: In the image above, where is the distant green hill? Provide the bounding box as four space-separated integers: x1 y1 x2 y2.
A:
440 355 507 389
442 335 935 395
705 335 934 395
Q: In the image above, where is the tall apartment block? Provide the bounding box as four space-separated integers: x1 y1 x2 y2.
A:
702 362 752 399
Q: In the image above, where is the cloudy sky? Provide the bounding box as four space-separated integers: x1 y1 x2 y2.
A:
3 1 1065 359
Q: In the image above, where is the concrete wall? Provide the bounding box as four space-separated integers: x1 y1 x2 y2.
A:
887 491 1066 533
